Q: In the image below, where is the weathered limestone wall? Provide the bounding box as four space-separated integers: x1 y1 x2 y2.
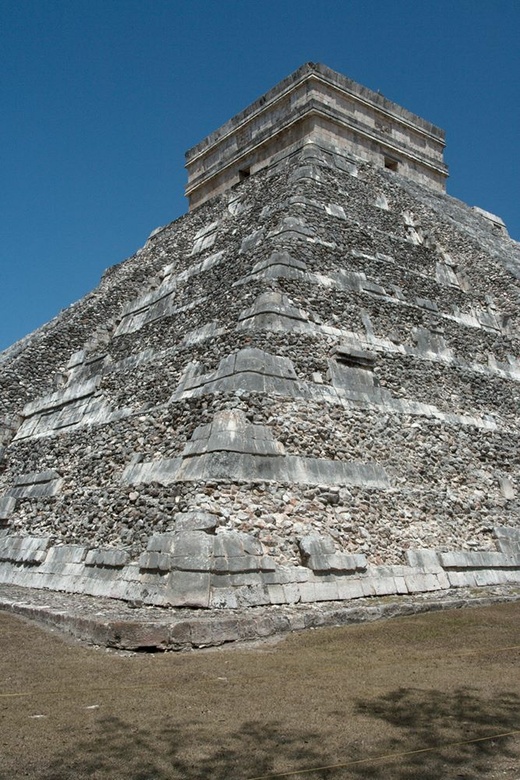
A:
0 133 519 610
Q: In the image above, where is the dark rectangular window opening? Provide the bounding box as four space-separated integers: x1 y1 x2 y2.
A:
384 157 398 172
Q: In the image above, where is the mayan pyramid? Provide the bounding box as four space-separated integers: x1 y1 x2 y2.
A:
1 62 519 613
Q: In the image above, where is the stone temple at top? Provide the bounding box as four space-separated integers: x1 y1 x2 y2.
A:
0 64 519 647
185 62 448 209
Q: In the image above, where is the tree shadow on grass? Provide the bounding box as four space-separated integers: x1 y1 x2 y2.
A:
33 717 331 780
349 687 520 779
10 688 520 780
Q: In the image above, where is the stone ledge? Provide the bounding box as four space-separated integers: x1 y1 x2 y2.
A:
123 452 390 489
0 582 518 651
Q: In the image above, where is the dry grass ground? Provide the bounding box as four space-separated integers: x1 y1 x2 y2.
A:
1 602 519 779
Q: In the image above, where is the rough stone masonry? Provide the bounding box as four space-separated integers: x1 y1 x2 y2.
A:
1 62 519 620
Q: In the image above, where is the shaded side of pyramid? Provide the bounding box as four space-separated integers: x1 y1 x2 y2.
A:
1 63 519 612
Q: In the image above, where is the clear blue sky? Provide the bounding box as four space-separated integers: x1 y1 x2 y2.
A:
1 0 519 352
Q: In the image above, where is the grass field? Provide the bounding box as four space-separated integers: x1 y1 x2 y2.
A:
1 602 519 779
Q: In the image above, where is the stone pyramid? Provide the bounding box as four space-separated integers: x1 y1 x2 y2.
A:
1 62 519 614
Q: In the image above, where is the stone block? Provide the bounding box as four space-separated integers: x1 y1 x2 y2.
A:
213 532 245 558
435 571 451 589
360 578 376 597
120 563 141 583
474 569 505 586
231 584 271 608
109 621 172 650
14 469 59 485
125 450 389 490
169 554 212 572
250 250 306 275
171 531 213 559
0 537 21 561
22 379 100 418
166 571 210 608
325 202 346 219
404 573 431 593
282 583 302 603
210 587 238 609
83 564 117 583
146 532 177 554
406 549 442 571
305 553 332 573
259 570 284 585
8 470 63 498
446 570 477 588
494 527 520 556
0 496 16 521
423 573 444 591
66 349 87 369
494 526 520 541
440 551 517 570
42 544 86 566
497 539 520 555
214 572 263 588
191 230 217 255
298 582 317 602
267 584 287 604
256 556 276 572
168 621 193 646
292 457 390 489
141 587 171 607
85 549 130 568
174 511 218 534
288 164 322 183
29 550 48 565
439 552 473 569
242 536 264 557
122 458 180 486
299 533 335 558
263 565 308 585
189 618 241 647
240 229 264 253
329 553 367 574
336 578 365 600
372 576 397 596
498 477 516 500
360 279 386 296
138 551 173 572
393 576 409 594
137 568 168 587
52 562 86 580
212 555 260 573
0 535 50 565
117 578 148 602
435 262 459 287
